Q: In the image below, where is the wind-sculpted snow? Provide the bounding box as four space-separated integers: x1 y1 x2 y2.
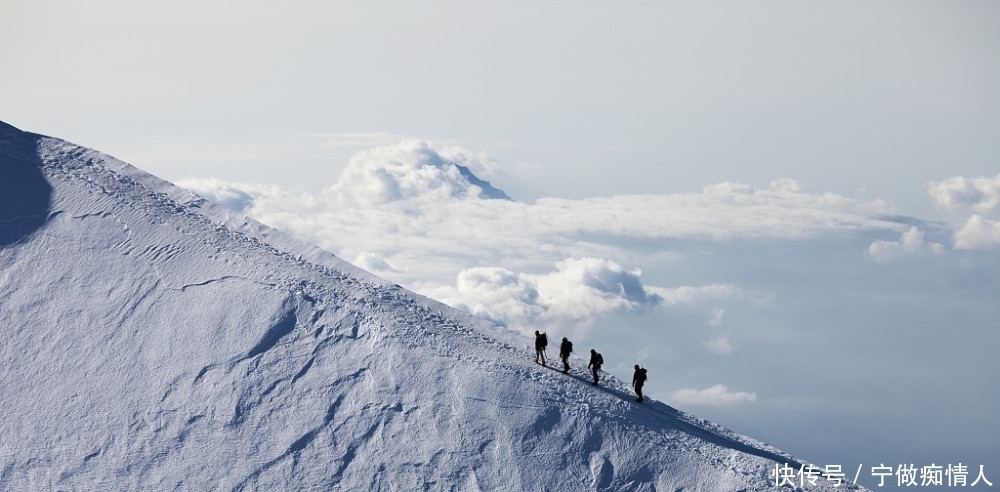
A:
0 121 866 491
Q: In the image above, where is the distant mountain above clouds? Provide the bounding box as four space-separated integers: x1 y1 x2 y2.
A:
0 120 865 491
178 139 510 218
327 139 512 206
454 162 511 201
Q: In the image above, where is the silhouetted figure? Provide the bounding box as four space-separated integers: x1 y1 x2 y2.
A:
534 331 548 366
559 337 573 374
632 364 648 402
588 349 603 386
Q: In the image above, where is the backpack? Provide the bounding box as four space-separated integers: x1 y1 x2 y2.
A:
594 353 603 366
636 368 647 383
562 340 573 355
536 332 547 348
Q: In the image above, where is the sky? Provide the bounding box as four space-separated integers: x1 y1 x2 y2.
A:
2 0 999 489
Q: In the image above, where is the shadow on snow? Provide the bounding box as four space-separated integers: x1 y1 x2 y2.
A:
0 120 52 248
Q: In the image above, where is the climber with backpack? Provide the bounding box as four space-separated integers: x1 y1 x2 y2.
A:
559 337 573 374
632 364 648 402
588 349 604 386
534 330 548 366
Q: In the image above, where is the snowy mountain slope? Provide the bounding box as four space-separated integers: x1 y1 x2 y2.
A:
0 120 865 491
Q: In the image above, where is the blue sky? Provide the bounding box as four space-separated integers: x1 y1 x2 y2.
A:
3 1 999 488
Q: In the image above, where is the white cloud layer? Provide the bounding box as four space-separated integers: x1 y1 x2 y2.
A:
953 215 1000 250
177 141 918 338
927 174 1000 213
424 258 662 336
922 174 1000 251
648 285 748 306
180 141 902 246
668 385 757 406
867 226 946 262
176 177 290 214
353 252 400 273
327 140 505 206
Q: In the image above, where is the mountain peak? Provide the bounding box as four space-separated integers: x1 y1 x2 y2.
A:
0 120 864 491
328 140 512 206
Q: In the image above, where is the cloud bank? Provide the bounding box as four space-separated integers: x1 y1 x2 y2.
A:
327 140 508 206
927 174 1000 213
924 174 1000 250
423 258 662 336
178 140 926 336
181 160 910 299
668 385 757 406
954 215 1000 250
867 226 945 262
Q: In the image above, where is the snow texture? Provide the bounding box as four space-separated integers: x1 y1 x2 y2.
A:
0 120 866 491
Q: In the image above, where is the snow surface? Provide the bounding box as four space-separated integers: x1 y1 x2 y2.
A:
0 120 867 491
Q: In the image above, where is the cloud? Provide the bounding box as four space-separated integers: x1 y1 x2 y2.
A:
353 252 400 273
668 385 756 406
534 257 661 308
425 258 663 336
927 174 1000 213
174 140 925 349
177 177 320 216
917 175 1000 251
526 178 897 242
437 267 547 329
326 140 507 207
648 285 748 305
175 177 263 213
954 215 1000 250
867 226 946 262
705 335 734 355
177 141 915 338
708 307 725 327
180 143 905 268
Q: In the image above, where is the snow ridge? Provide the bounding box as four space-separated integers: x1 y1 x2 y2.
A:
0 120 865 491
